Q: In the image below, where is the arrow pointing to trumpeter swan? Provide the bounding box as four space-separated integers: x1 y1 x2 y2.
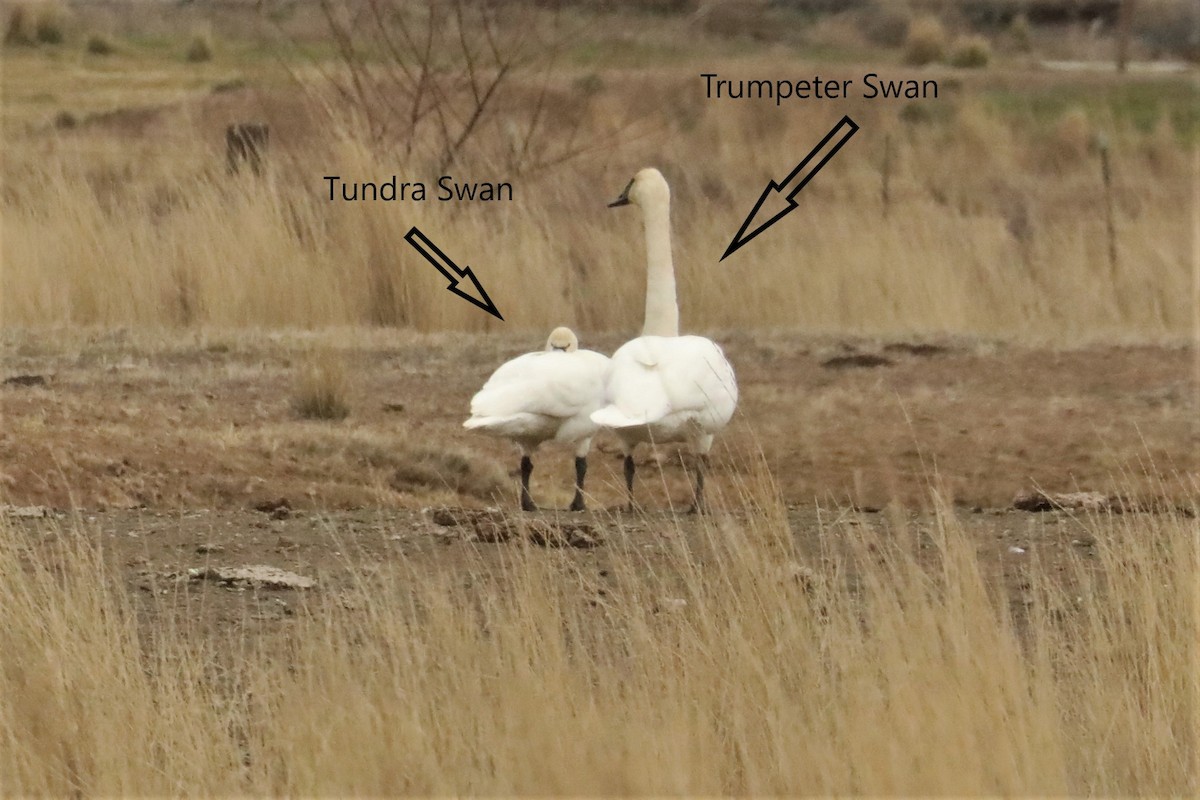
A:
404 226 504 321
721 115 860 262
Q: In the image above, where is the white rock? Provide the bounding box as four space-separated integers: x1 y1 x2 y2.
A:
195 565 316 590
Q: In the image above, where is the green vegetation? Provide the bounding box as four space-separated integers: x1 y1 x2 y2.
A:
950 34 991 68
984 78 1200 140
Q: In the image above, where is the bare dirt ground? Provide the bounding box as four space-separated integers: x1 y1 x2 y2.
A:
2 329 1196 631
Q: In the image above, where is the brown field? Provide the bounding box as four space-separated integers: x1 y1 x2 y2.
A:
1 0 1198 794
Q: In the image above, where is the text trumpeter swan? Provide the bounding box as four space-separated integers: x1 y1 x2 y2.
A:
464 327 610 511
591 167 738 512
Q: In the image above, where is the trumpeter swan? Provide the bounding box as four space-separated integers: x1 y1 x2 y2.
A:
464 327 610 511
591 167 738 512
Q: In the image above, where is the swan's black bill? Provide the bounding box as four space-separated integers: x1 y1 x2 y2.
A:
607 178 633 208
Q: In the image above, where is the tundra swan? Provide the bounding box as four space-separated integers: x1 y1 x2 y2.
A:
464 327 610 511
591 167 738 512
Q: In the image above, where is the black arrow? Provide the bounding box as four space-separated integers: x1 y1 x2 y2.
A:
721 115 859 262
404 226 504 321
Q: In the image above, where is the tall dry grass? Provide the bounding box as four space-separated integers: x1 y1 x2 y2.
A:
1 64 1194 342
1 484 1195 794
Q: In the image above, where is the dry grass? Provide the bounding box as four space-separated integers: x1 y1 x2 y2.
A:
2 0 67 46
0 483 1195 794
0 3 1194 342
184 30 214 63
1 70 1193 342
903 14 947 65
292 347 351 420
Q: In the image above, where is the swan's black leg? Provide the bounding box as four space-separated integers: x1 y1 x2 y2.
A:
623 454 636 512
519 455 538 512
687 454 708 515
568 456 587 511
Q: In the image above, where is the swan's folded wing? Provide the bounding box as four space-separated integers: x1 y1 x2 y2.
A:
592 340 672 426
660 337 738 418
469 351 608 421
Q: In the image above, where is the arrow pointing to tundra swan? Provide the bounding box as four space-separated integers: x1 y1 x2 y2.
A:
721 114 860 261
404 226 504 321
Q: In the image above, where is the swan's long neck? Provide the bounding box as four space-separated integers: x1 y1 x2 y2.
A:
641 194 679 337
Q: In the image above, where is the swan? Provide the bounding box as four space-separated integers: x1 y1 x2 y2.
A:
590 167 738 512
464 326 610 511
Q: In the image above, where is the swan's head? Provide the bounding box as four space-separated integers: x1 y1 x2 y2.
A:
545 326 579 353
607 167 670 210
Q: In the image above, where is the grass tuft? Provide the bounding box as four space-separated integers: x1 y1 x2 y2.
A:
949 34 991 68
292 349 351 421
3 3 35 45
184 31 213 63
84 32 116 55
904 14 947 65
1051 106 1093 163
33 2 67 44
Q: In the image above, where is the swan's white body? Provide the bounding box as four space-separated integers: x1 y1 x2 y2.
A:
464 327 609 512
591 334 737 452
591 167 738 508
465 346 609 457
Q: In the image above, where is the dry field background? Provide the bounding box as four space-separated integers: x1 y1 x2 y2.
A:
1 0 1198 794
1 1 1196 339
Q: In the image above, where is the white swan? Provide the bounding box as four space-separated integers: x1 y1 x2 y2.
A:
591 167 738 512
464 327 610 511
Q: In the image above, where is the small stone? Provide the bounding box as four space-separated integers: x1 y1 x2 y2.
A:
1013 490 1054 512
473 518 515 543
430 507 463 527
526 520 601 549
1014 489 1114 512
782 562 819 593
252 497 290 515
196 543 225 554
655 597 688 613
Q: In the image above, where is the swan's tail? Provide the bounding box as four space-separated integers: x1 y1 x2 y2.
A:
463 413 530 431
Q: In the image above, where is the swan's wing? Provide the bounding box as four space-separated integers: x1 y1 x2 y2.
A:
467 350 608 423
592 336 737 429
659 336 739 424
590 338 672 427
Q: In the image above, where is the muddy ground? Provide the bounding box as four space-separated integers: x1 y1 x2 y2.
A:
2 330 1196 628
